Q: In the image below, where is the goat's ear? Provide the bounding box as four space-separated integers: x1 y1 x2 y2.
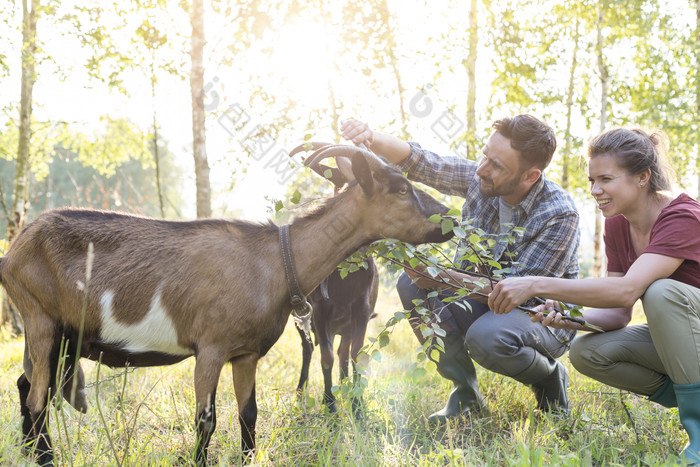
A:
313 163 347 188
351 151 374 196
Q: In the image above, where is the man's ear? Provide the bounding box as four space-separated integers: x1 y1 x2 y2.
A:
523 167 542 185
351 150 375 196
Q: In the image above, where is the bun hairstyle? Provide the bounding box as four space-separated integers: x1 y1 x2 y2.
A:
587 127 675 194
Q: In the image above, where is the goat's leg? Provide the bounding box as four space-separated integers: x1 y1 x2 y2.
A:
17 373 35 452
24 340 88 414
296 324 314 399
319 335 336 413
337 334 351 382
231 353 258 460
22 313 59 467
349 316 370 419
193 352 226 466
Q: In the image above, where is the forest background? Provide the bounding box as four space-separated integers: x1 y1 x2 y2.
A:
0 0 698 465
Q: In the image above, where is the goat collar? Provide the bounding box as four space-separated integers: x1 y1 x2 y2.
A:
279 224 312 317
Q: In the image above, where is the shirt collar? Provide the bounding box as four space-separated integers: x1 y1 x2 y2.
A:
512 172 547 216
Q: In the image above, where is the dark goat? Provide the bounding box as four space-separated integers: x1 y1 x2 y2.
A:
296 252 378 415
290 142 379 415
5 146 452 466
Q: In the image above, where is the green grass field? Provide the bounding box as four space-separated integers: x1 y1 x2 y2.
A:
0 287 689 466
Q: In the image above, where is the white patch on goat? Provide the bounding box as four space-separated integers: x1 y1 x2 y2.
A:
99 289 193 356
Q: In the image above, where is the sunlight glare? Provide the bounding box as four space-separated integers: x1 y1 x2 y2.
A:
269 20 331 108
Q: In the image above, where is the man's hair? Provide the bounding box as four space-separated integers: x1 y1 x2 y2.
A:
492 114 556 170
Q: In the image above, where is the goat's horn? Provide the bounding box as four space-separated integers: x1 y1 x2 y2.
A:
288 142 334 159
304 145 388 173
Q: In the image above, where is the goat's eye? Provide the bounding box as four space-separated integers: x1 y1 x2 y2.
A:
398 185 409 195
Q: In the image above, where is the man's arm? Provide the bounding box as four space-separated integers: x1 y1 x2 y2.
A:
403 264 496 304
340 119 411 164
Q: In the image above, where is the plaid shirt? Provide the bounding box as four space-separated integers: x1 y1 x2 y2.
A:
401 142 581 344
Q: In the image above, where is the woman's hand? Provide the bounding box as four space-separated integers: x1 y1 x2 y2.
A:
530 300 568 329
340 119 374 147
488 276 537 314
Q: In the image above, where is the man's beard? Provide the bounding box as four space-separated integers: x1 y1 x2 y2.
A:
478 176 519 199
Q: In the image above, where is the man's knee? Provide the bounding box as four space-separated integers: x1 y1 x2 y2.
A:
396 271 419 302
464 319 512 369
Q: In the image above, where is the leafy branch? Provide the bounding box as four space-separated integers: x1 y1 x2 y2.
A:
338 211 602 390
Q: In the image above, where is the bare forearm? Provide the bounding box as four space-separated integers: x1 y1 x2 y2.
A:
532 304 632 333
369 133 412 165
529 276 642 309
580 307 633 330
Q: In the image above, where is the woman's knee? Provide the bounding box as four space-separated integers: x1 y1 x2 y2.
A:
569 333 611 378
642 279 681 321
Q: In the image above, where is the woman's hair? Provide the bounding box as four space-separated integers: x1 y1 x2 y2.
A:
587 127 675 194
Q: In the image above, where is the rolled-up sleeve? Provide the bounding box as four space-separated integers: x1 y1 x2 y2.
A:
399 143 475 198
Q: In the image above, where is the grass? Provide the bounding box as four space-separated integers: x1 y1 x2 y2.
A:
0 286 689 466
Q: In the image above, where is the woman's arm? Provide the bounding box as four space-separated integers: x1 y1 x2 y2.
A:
488 252 684 314
530 295 633 333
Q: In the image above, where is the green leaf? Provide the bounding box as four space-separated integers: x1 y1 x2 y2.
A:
441 219 454 235
379 334 390 348
290 189 301 204
274 200 284 212
426 266 440 278
428 214 441 223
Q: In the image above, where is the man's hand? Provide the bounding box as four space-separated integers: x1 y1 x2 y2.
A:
340 119 374 147
488 276 537 314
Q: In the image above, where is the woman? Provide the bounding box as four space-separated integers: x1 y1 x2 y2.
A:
488 127 700 464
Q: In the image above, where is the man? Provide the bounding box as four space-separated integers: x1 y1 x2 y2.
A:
341 115 580 422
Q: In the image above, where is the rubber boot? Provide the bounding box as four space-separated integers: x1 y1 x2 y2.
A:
428 331 487 424
648 376 677 408
513 353 569 415
674 382 700 465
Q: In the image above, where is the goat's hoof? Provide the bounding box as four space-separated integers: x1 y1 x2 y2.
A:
352 405 365 421
324 401 337 414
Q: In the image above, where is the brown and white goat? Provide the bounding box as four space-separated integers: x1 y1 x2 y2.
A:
3 147 451 466
290 142 379 416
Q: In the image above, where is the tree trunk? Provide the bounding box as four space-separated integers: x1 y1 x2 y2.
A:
593 0 608 278
190 0 211 218
562 14 580 191
466 0 478 144
151 58 165 218
378 0 408 139
695 0 700 200
2 0 38 333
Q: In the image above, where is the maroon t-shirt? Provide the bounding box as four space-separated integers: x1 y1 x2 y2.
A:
604 193 700 289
